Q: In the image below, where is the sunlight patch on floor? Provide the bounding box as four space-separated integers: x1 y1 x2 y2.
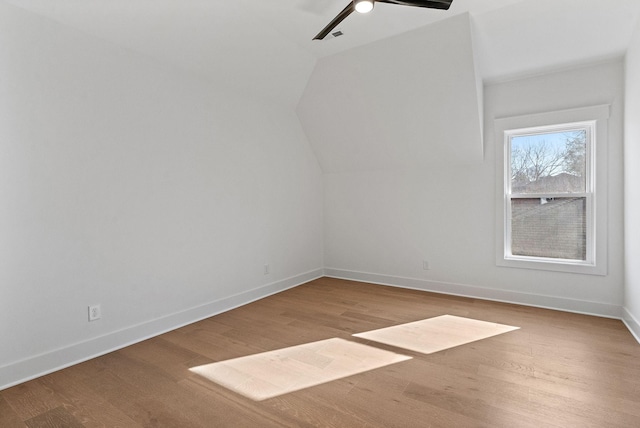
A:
353 314 519 355
189 338 411 401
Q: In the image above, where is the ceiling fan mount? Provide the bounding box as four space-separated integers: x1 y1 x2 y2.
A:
313 0 453 40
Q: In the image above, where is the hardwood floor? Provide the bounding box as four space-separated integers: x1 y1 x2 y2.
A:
2 277 640 427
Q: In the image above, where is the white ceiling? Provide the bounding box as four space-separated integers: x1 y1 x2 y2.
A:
4 0 640 105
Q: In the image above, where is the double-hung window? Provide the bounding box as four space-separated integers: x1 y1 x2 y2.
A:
495 105 609 275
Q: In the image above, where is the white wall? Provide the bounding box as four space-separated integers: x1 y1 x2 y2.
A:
325 60 625 317
624 19 640 340
298 13 483 173
0 2 323 389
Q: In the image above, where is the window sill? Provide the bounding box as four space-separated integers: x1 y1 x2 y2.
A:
497 255 606 276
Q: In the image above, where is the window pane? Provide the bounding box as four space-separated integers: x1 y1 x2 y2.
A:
511 197 586 260
510 130 586 194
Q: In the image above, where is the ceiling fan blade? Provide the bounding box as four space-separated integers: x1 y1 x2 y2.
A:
313 3 355 40
376 0 453 10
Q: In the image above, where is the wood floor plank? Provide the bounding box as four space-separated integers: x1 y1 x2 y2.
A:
402 381 544 428
477 362 640 418
0 396 27 427
24 406 84 428
305 371 490 428
178 375 298 427
527 387 639 428
1 381 64 421
117 336 206 382
36 370 142 428
2 278 639 427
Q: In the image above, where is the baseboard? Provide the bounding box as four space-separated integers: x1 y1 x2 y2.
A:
622 307 640 344
0 268 323 392
324 268 623 319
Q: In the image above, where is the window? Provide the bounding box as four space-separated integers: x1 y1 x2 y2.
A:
507 124 592 262
495 106 609 275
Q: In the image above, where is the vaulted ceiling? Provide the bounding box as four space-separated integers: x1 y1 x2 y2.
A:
5 0 640 107
4 0 639 172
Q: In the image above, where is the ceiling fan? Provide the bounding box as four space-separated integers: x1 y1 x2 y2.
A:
313 0 453 40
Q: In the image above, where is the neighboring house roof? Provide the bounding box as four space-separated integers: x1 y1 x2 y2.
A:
512 173 584 194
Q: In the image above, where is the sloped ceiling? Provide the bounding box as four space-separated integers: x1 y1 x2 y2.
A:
298 13 484 171
474 0 640 81
5 0 639 103
3 0 640 172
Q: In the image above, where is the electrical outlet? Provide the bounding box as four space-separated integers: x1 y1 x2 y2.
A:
423 260 430 270
264 264 270 275
88 304 101 321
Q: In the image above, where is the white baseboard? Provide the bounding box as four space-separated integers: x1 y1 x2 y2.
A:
324 268 623 319
3 268 633 392
0 268 323 391
622 307 640 344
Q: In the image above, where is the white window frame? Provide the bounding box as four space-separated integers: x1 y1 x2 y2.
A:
495 105 609 275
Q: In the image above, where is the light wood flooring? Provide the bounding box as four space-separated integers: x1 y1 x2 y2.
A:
2 277 640 427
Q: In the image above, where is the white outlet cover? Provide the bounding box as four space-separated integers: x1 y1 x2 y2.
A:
88 304 101 321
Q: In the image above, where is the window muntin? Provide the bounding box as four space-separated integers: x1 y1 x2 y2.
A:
504 122 594 265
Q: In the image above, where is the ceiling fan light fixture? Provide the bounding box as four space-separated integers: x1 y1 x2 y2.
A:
313 0 453 40
354 0 374 14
